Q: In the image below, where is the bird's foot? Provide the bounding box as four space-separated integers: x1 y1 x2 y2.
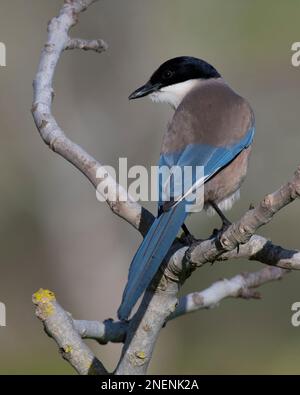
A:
179 232 201 246
209 222 230 240
180 223 202 246
209 220 240 254
221 217 232 229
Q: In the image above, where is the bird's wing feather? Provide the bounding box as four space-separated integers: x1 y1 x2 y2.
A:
118 127 254 320
158 127 255 205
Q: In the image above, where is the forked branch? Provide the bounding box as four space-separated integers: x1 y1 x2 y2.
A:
32 0 300 375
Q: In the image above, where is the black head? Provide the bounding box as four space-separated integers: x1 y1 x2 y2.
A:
129 56 221 100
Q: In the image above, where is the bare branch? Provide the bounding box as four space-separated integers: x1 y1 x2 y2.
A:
184 167 300 268
116 168 300 374
32 289 107 375
65 38 108 52
73 266 287 345
171 266 287 319
31 0 154 235
215 235 300 270
74 319 127 344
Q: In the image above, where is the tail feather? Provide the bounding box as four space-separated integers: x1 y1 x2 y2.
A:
117 201 188 320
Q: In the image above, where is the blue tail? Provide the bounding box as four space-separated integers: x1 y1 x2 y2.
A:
117 200 188 320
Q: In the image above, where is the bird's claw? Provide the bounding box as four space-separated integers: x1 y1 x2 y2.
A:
180 232 201 246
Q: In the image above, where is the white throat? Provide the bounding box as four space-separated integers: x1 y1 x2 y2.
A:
149 79 201 109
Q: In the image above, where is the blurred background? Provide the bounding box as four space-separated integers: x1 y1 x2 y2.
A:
0 0 300 374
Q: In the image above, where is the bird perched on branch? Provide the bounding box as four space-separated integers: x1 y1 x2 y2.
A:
118 56 255 320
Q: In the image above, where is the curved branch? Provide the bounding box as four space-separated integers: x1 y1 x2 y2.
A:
72 266 287 344
184 167 300 268
31 0 154 235
32 289 107 375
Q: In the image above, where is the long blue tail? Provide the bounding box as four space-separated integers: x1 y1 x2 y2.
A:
117 200 188 320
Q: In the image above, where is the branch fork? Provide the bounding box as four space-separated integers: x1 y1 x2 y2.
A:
32 0 300 375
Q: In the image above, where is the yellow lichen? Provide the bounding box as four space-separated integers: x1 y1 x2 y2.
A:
32 289 56 318
135 351 146 360
33 288 56 303
64 344 73 353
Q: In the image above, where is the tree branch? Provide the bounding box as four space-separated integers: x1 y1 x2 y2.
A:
171 266 287 318
32 289 107 375
74 318 127 344
72 266 288 345
184 166 300 268
31 0 155 375
65 38 108 52
31 0 300 376
216 235 300 270
115 168 300 374
31 0 154 236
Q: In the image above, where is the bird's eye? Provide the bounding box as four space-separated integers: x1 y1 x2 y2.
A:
163 70 173 79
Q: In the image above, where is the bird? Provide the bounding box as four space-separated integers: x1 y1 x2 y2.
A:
118 56 255 320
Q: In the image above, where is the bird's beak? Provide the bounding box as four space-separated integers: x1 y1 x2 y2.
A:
129 82 161 100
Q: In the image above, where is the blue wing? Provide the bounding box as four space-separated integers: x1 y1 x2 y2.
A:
117 126 255 320
158 127 255 205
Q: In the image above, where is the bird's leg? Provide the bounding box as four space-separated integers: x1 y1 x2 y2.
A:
181 223 191 237
208 200 231 240
180 223 199 245
208 200 240 254
209 200 231 229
